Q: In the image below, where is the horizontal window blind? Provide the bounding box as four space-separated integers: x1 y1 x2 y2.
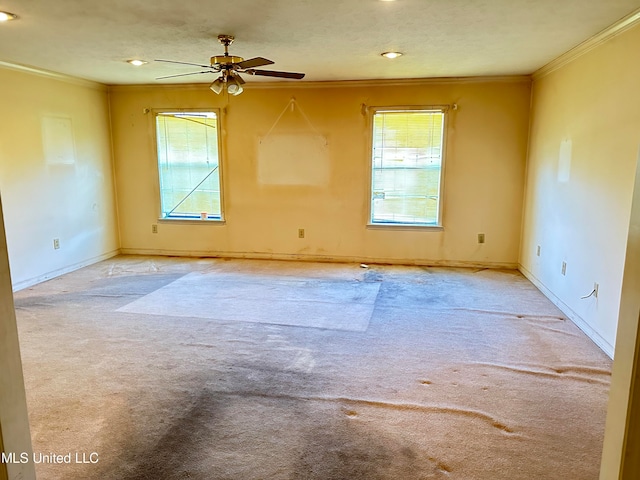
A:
371 110 445 225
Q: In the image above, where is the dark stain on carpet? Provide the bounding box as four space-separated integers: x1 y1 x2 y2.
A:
14 274 185 310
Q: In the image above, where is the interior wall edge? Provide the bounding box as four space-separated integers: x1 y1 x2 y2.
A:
519 263 614 358
11 248 120 292
516 76 537 266
107 90 123 250
119 248 518 270
533 6 640 80
0 198 36 480
0 423 7 480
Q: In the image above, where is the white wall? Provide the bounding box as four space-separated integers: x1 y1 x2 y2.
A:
0 66 119 289
520 23 640 356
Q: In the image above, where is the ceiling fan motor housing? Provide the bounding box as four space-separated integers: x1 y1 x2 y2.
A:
210 55 244 67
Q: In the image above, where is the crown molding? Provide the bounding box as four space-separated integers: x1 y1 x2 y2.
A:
246 75 532 89
0 60 107 91
107 74 531 93
533 7 640 80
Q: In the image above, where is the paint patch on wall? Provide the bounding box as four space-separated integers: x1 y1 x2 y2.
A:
558 139 572 183
42 116 76 165
258 134 329 186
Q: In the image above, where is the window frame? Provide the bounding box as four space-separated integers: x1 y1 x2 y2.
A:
366 105 448 229
152 108 226 223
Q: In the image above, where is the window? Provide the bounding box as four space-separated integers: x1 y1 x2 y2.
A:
370 108 446 226
155 111 223 220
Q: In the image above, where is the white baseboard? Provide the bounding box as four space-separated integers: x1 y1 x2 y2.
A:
519 264 614 358
12 249 121 292
119 248 518 270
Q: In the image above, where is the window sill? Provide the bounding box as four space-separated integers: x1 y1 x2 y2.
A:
158 218 226 226
367 223 444 231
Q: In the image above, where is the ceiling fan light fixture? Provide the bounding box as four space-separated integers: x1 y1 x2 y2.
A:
127 59 148 66
0 11 17 22
210 77 225 95
227 77 244 96
381 51 403 59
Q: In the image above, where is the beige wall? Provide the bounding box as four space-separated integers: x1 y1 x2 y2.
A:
520 24 640 356
110 78 530 267
0 66 119 289
518 22 640 479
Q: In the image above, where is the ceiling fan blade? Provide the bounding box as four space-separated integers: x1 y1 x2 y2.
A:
247 69 305 79
236 57 274 69
155 71 214 80
155 59 213 69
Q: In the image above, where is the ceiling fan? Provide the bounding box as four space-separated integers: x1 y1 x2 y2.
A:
155 35 305 96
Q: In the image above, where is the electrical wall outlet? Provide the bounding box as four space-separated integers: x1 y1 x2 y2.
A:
477 233 485 244
298 228 305 239
53 238 60 250
536 245 541 256
594 282 599 298
152 224 158 234
561 261 567 276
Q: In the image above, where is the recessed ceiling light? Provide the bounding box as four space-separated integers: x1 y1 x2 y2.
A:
0 11 17 22
127 59 148 66
381 51 403 59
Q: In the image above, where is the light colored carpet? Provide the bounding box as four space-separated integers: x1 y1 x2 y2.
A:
13 256 612 480
116 272 380 332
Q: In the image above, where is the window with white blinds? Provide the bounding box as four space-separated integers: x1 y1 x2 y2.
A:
370 109 445 226
155 111 223 220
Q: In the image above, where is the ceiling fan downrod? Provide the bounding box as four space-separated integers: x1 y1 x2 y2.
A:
218 34 234 55
211 35 242 68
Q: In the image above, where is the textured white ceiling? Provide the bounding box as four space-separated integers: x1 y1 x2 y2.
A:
0 0 639 85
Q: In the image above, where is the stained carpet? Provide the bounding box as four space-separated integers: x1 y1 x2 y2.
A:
13 256 612 479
